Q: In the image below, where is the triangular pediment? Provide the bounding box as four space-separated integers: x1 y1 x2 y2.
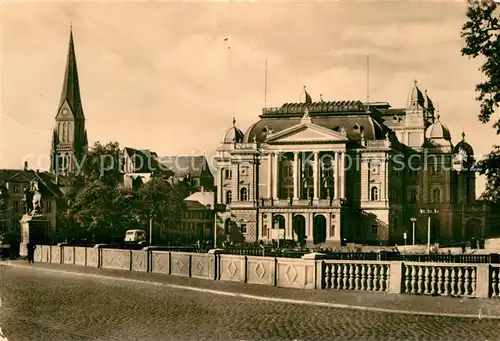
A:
55 100 75 120
266 123 349 144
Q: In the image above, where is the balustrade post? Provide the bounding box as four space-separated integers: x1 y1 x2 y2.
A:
475 264 491 298
388 262 404 294
315 260 325 289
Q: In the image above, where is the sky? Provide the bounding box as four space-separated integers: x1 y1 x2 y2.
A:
0 1 498 197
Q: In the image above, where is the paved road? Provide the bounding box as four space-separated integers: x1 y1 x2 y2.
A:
1 264 499 341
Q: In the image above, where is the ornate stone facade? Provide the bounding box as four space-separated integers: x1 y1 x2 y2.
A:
215 83 489 247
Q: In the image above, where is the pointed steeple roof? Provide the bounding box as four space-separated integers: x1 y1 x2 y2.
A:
59 26 84 118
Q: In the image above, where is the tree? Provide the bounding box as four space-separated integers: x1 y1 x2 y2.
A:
69 180 138 243
461 0 500 201
78 141 123 187
136 175 185 245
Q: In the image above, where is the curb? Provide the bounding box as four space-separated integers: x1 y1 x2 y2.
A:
3 262 499 320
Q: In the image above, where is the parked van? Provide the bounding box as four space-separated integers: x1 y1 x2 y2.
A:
124 229 147 243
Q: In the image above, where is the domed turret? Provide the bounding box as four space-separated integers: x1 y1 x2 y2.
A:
222 117 244 144
425 114 451 141
407 80 425 109
453 132 475 168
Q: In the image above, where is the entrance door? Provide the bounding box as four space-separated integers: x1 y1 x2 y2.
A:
313 215 327 244
293 215 306 247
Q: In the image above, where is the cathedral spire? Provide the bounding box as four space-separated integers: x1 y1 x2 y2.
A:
59 26 83 118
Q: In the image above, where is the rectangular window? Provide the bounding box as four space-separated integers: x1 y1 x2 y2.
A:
13 200 19 213
11 183 19 193
240 224 247 234
46 201 52 213
371 224 378 234
330 225 335 237
224 169 232 179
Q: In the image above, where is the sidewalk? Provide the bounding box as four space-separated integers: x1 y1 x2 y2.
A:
3 259 500 319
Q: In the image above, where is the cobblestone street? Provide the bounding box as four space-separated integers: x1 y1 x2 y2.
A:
1 263 500 341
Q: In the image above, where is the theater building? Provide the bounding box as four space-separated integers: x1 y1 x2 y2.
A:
215 82 489 247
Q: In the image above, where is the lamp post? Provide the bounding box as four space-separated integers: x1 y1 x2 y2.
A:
410 217 417 245
149 216 153 245
419 209 439 254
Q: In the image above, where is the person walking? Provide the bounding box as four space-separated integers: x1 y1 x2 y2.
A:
26 241 36 263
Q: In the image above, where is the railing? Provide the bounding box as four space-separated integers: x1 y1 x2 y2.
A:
323 261 390 292
403 263 477 297
397 253 499 264
491 265 500 298
221 247 307 258
32 245 500 298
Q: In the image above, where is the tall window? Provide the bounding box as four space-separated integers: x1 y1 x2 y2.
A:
321 157 335 199
13 200 19 213
371 224 378 234
46 201 52 213
11 184 19 193
432 188 441 203
224 169 232 179
226 190 232 204
370 186 379 201
280 158 294 199
301 161 314 199
321 178 335 199
240 224 247 234
240 188 248 201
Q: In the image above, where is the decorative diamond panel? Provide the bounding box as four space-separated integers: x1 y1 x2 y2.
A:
227 261 237 277
195 260 204 274
134 255 143 268
176 259 185 271
254 262 265 280
285 265 298 284
154 255 164 270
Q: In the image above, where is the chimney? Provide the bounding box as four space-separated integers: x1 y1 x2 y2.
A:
23 161 28 171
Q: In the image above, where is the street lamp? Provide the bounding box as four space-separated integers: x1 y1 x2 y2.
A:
410 217 417 245
420 209 439 254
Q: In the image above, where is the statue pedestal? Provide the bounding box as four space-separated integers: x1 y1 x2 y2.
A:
20 214 49 257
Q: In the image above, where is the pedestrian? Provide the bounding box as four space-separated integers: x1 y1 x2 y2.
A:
27 241 36 263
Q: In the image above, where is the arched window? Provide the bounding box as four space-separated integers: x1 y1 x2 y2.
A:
240 187 248 201
301 160 314 199
432 188 441 203
62 123 67 142
66 122 71 142
226 190 232 204
370 186 379 201
409 189 418 203
280 158 294 199
321 178 334 199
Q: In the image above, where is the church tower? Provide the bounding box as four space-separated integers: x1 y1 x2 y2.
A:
50 27 88 174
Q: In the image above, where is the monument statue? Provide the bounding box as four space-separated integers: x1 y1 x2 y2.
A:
23 186 33 214
22 179 42 216
31 180 43 216
19 178 47 257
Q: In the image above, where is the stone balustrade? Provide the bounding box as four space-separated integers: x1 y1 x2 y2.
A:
322 261 391 292
32 245 500 298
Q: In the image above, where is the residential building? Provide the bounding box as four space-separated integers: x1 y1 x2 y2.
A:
0 168 65 243
181 190 215 244
158 156 214 190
